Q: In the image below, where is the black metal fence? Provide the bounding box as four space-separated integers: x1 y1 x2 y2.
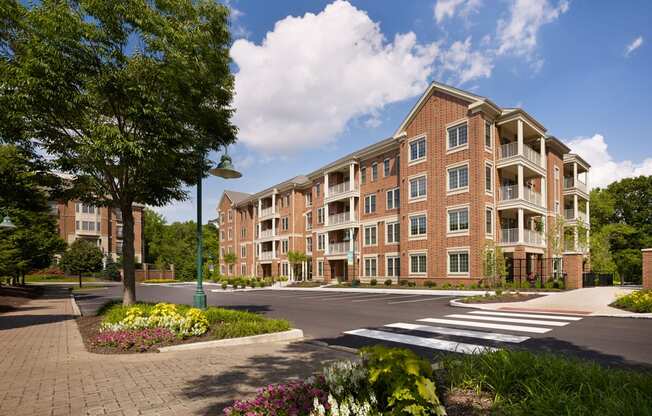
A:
505 257 565 289
582 272 614 287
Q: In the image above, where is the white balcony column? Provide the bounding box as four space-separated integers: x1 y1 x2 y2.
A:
324 203 329 226
272 217 276 236
349 196 355 220
349 163 355 190
324 173 329 198
586 200 590 226
517 208 524 244
517 119 524 156
573 162 578 186
539 137 546 169
517 164 524 199
573 226 579 251
325 232 330 255
271 193 276 214
272 241 276 258
541 177 547 209
258 199 262 216
349 228 354 252
574 194 579 220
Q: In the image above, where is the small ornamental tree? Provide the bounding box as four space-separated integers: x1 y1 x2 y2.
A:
483 241 507 287
223 252 237 276
60 240 103 287
287 250 307 281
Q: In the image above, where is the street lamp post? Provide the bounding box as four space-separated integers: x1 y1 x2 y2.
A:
193 151 241 309
0 210 16 230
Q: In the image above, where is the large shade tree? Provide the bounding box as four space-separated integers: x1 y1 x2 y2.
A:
1 0 237 304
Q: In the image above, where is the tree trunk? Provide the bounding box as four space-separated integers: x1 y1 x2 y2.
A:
79 273 82 288
121 205 137 305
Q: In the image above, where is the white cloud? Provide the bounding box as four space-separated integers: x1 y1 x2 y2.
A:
231 0 440 153
625 36 643 57
433 0 482 23
566 134 652 188
438 37 493 84
497 0 569 57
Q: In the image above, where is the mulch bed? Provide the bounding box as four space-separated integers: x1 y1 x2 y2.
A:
76 315 213 354
460 293 545 304
0 285 43 314
442 388 493 416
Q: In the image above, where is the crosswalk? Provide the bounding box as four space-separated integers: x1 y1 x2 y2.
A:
343 309 584 354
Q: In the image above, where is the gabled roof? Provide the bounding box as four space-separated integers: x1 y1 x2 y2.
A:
222 190 251 206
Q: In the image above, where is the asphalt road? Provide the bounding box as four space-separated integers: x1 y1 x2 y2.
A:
74 283 652 369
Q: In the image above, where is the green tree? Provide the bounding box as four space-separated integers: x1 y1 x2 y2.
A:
589 229 617 275
60 240 103 287
482 241 507 287
143 208 166 265
3 0 237 304
547 215 566 257
0 145 66 284
223 252 237 275
287 250 307 281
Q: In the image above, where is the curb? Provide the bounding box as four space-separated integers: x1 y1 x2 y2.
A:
69 293 82 317
448 298 652 319
271 286 561 297
158 329 304 353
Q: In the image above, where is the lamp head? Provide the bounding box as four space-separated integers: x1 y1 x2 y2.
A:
209 154 242 179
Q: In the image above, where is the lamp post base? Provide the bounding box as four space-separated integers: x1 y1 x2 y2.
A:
193 290 207 309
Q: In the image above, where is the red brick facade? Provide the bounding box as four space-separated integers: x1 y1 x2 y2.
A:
217 83 590 285
643 249 652 290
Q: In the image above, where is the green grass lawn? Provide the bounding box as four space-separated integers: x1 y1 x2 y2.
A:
26 274 103 283
71 286 108 293
141 279 180 284
442 350 652 416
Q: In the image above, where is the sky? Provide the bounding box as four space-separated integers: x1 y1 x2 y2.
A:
154 0 652 223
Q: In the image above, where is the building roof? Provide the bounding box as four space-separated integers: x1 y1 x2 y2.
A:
223 190 251 205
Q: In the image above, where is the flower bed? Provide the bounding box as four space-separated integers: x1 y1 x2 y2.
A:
458 291 544 304
611 289 652 313
79 302 291 353
225 346 446 416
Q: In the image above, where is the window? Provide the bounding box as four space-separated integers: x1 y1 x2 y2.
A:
486 207 493 235
447 123 468 149
116 240 123 255
410 253 427 274
306 237 313 253
306 212 312 230
386 222 400 244
306 193 312 207
485 163 493 193
282 240 289 254
386 188 400 210
317 260 324 277
285 195 290 206
409 214 427 237
318 234 325 251
448 165 469 191
221 231 225 241
228 210 233 221
317 207 325 224
409 137 426 162
387 256 400 277
228 229 232 240
364 194 376 214
372 162 378 181
116 225 123 238
449 251 469 274
448 207 469 233
241 227 247 238
364 225 377 246
281 262 289 276
315 183 321 197
241 264 247 275
383 159 390 177
241 245 246 257
396 156 400 173
282 216 289 230
554 166 560 213
485 121 492 148
364 258 377 277
361 167 366 184
409 176 427 199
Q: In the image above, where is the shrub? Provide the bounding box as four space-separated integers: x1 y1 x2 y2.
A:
351 279 361 287
442 283 452 289
221 282 228 290
495 288 503 296
399 280 408 286
470 283 478 289
369 278 377 286
212 319 291 339
612 290 652 313
384 279 392 286
424 280 436 288
407 281 416 287
458 283 466 290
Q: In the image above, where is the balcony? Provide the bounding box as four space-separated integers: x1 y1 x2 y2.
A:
564 208 588 224
500 228 543 245
499 143 541 166
260 229 275 238
325 181 359 203
499 185 544 209
564 177 588 193
524 229 543 245
327 242 349 255
325 211 358 231
259 251 276 261
501 228 518 244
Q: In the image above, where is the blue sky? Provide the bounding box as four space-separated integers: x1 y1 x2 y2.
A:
155 0 652 223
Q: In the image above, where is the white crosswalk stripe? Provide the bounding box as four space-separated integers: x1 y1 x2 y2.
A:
418 317 552 333
385 323 530 343
468 310 583 321
444 314 570 327
344 329 497 354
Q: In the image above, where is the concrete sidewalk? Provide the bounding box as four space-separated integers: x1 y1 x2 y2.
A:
272 285 559 297
0 287 349 416
452 287 652 317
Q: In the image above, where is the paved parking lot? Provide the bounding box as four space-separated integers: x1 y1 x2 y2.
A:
77 284 652 368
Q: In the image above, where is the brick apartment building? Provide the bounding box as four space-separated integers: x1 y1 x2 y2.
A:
51 200 144 264
217 82 590 285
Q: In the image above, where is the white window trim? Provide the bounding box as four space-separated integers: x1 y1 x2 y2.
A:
386 187 400 210
446 118 469 154
447 247 470 277
371 162 378 181
363 224 378 247
408 212 428 240
408 173 427 203
383 158 391 177
409 251 427 276
485 120 493 152
281 239 289 254
386 254 400 278
317 233 326 251
363 255 379 277
485 205 494 238
446 204 470 237
485 161 494 196
385 221 400 245
364 193 377 214
317 259 324 277
446 161 470 195
407 134 427 166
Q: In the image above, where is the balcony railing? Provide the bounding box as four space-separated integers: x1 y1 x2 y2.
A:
524 229 543 245
328 242 349 254
260 207 275 217
499 142 541 165
260 229 275 238
564 177 587 193
501 228 518 244
564 208 588 222
499 186 543 207
259 251 275 260
328 211 354 226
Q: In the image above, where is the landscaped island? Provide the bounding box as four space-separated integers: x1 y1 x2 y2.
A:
78 302 291 353
611 290 652 313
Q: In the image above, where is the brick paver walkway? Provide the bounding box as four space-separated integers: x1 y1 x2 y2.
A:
0 287 348 416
